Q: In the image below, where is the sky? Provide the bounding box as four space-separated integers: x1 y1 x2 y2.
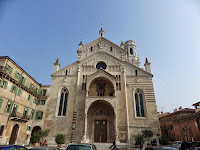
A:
0 0 200 113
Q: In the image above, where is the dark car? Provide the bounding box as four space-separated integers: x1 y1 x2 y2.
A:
145 146 177 150
0 145 28 150
29 147 60 150
66 143 97 150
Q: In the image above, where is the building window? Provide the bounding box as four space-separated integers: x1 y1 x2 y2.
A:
0 125 5 136
10 85 18 94
11 104 18 117
42 89 47 96
36 111 43 120
58 89 68 116
96 62 107 70
27 126 31 131
91 47 93 51
135 70 138 76
15 71 20 79
130 48 133 54
5 102 13 113
65 70 68 75
135 90 145 117
40 100 46 105
110 47 112 52
23 108 29 119
0 80 8 89
19 75 26 85
5 64 13 74
30 110 35 119
30 83 34 90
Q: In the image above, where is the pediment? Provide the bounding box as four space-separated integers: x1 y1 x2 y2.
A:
87 69 115 81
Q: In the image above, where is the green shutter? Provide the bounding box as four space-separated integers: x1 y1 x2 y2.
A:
0 99 3 110
0 80 3 87
8 103 13 113
14 87 18 94
36 112 38 120
41 112 43 119
28 95 31 101
17 89 22 96
22 78 26 85
10 68 13 74
4 82 8 89
10 85 13 92
30 83 32 88
15 71 18 79
31 111 35 119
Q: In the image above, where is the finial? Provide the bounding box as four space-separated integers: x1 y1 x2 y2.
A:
145 57 149 63
79 40 83 46
56 57 59 64
121 40 124 45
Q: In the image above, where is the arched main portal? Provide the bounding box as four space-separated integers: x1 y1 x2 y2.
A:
31 126 41 136
9 124 19 145
87 100 115 143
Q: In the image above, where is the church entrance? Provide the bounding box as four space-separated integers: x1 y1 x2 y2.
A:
94 120 107 142
87 100 115 143
9 124 19 145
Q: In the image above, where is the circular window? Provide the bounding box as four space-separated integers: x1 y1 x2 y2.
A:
96 62 107 70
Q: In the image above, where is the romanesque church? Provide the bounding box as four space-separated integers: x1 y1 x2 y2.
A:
44 28 160 144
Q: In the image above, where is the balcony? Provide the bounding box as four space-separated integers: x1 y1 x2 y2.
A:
9 112 30 123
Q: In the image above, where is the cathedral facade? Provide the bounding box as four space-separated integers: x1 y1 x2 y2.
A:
44 28 160 144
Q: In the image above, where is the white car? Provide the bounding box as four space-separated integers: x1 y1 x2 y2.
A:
171 141 182 149
66 143 97 150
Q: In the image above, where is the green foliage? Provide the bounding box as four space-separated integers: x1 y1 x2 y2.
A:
37 129 50 138
142 128 153 143
55 134 65 144
31 133 41 143
135 134 144 145
159 135 169 145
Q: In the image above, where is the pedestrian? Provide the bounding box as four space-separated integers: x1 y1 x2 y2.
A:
190 143 195 150
140 142 143 150
181 138 188 150
43 140 48 146
109 139 116 149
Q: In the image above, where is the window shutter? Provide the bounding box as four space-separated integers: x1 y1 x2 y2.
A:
10 85 13 92
30 83 32 88
28 95 31 101
15 71 18 79
18 89 22 96
41 112 43 119
0 80 3 87
14 105 18 115
4 82 8 89
0 99 3 110
36 112 38 119
31 111 35 119
14 87 18 94
8 103 13 113
22 78 26 85
27 109 29 116
10 68 13 74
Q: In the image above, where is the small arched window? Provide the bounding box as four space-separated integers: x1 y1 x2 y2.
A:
135 90 145 117
130 48 133 54
58 89 68 116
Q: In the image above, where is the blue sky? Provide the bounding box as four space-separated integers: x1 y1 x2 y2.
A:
0 0 200 113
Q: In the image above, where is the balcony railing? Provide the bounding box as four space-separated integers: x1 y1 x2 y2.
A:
9 112 30 123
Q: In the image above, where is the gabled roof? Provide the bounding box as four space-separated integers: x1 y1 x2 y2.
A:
77 37 126 54
86 68 115 79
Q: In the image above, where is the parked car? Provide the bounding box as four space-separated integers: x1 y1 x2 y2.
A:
29 147 60 150
0 145 28 150
66 143 97 150
145 146 177 150
171 141 182 149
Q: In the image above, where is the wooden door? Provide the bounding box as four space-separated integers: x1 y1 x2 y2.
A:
94 120 107 142
9 124 19 145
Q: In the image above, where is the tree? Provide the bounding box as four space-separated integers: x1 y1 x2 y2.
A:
142 128 153 144
159 135 169 145
37 129 50 139
30 132 41 143
135 134 144 145
55 134 65 144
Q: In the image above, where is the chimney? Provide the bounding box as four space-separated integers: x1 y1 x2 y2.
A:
174 108 177 112
53 57 60 73
179 106 182 110
120 41 124 49
144 57 151 73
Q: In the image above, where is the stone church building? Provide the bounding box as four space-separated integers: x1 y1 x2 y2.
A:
44 28 160 144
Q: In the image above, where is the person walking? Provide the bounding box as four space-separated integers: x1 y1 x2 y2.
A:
109 139 117 149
